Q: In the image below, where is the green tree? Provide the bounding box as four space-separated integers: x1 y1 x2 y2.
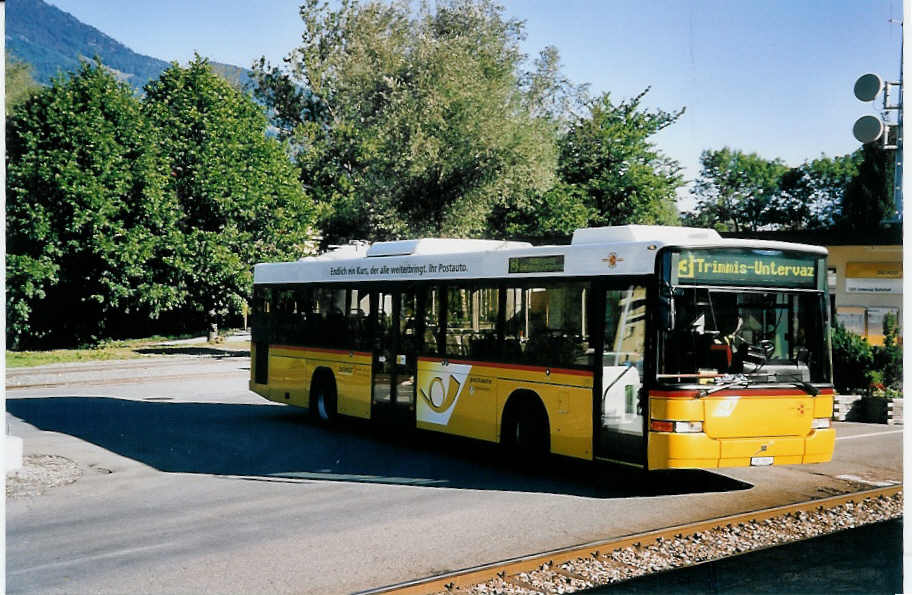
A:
493 88 685 242
687 148 787 232
143 56 316 335
494 182 593 243
840 142 896 231
557 89 684 227
6 61 180 347
252 0 559 244
771 152 861 231
6 52 41 114
520 44 589 127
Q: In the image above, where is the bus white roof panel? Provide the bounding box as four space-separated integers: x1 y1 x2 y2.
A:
254 226 827 285
571 225 721 244
366 238 530 257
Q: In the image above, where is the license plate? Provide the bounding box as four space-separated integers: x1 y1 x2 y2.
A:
751 456 774 466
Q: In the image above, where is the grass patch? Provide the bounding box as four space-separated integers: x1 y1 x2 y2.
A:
7 336 250 368
7 346 145 368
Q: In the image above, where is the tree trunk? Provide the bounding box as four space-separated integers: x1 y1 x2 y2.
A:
207 309 218 342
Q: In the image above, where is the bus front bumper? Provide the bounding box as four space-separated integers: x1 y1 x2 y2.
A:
647 428 836 469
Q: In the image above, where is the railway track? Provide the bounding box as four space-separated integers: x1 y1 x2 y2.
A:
361 484 902 595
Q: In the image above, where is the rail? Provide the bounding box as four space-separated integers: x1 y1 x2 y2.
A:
359 484 902 594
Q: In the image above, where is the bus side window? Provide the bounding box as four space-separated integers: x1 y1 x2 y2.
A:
524 284 587 367
443 286 499 361
274 288 300 345
251 286 271 343
310 286 349 348
421 286 443 357
469 287 499 360
604 286 646 371
349 288 372 351
502 287 526 364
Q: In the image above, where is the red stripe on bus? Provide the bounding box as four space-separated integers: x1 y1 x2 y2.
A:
417 357 593 377
651 387 834 398
271 345 372 357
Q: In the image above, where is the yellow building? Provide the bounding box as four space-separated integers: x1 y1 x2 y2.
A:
826 245 902 345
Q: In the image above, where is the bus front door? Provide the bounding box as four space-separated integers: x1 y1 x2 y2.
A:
595 284 648 465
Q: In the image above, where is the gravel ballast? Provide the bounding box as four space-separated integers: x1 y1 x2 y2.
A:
439 493 903 594
7 454 83 499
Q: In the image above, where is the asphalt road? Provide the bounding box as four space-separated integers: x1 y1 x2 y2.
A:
5 355 903 593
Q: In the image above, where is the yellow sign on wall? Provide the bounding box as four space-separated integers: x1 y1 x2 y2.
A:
845 262 902 278
845 262 903 294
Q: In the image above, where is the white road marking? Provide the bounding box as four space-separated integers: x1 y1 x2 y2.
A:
835 429 904 441
836 474 900 487
9 542 175 575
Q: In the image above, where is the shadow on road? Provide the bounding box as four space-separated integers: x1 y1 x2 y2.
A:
134 347 250 358
7 396 750 498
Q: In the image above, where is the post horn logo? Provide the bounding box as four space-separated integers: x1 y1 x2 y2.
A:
420 376 461 413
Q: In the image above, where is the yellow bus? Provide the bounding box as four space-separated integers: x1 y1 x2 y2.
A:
250 225 835 470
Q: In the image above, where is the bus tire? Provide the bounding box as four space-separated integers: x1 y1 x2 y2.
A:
310 372 337 424
502 394 550 460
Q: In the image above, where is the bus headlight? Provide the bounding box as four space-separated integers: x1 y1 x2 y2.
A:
650 420 703 433
811 418 831 429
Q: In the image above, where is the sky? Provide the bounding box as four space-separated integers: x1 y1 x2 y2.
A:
45 0 905 211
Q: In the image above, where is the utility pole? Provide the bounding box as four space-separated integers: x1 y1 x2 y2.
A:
852 18 903 223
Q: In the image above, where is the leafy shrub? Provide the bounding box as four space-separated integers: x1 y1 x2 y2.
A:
872 312 902 395
831 323 874 393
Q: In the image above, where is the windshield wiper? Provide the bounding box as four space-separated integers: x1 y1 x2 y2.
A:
700 378 819 397
789 381 819 396
700 376 750 397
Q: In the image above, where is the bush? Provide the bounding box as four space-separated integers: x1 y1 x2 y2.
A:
831 323 874 393
872 312 902 395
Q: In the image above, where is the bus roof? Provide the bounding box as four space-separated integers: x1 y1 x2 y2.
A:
253 225 827 285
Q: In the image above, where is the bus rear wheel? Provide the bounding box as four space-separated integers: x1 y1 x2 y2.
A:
502 399 549 460
310 375 337 424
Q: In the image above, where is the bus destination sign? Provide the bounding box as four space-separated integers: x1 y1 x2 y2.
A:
672 249 818 289
508 255 565 274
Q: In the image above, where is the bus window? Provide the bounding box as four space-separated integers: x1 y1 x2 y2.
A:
349 288 372 351
602 286 646 428
603 286 646 368
658 289 830 384
273 288 305 344
421 286 443 357
445 287 470 358
309 286 351 348
503 287 526 362
251 286 272 343
443 286 499 360
504 282 589 368
472 287 499 360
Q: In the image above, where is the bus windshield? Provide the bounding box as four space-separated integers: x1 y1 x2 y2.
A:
658 287 831 386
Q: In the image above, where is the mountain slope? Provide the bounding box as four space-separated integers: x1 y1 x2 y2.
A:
6 0 251 90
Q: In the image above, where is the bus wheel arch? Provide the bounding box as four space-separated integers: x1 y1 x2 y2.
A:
309 367 337 423
501 390 550 455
